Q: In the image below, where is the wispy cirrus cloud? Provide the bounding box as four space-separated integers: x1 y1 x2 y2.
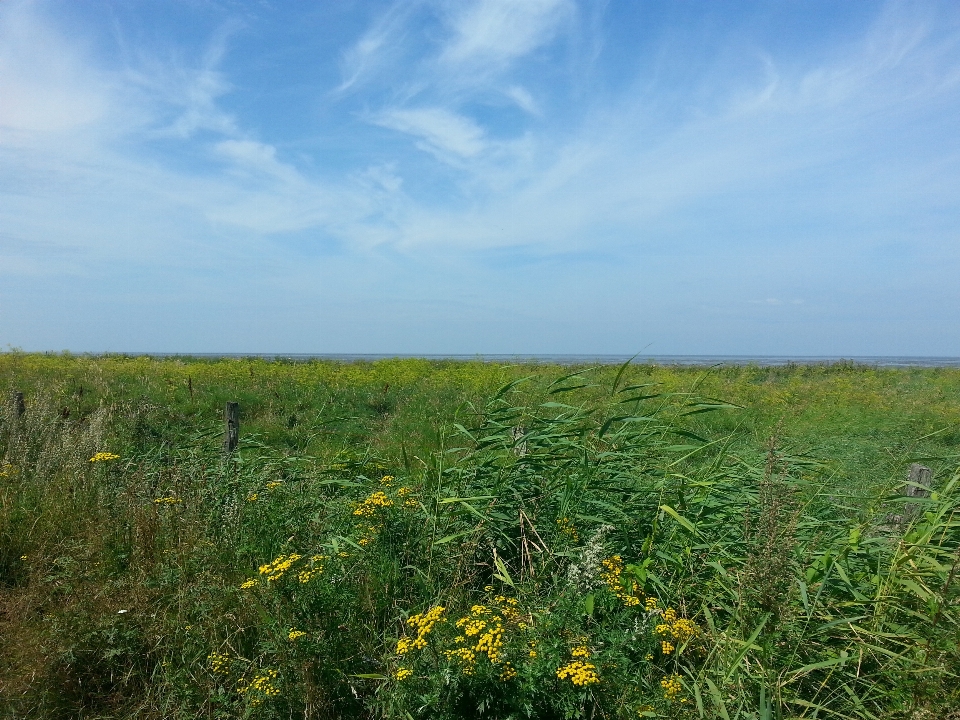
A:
437 0 574 70
373 107 486 159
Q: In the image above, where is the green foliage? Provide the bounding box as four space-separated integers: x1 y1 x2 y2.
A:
1 354 959 718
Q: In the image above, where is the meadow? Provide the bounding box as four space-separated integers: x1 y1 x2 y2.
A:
1 353 959 719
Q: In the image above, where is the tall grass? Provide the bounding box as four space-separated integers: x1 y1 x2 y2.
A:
1 357 958 718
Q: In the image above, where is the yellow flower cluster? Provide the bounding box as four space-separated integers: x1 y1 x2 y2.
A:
571 645 591 658
240 579 258 589
557 516 580 542
207 652 232 675
297 568 319 583
655 607 698 655
394 667 413 680
247 493 258 502
238 668 280 706
645 596 658 611
396 486 419 509
258 553 303 582
406 605 446 650
266 481 283 490
0 463 15 477
660 674 682 699
600 555 642 606
499 662 517 680
153 496 182 504
454 604 505 662
380 475 395 487
444 646 477 674
89 452 120 463
556 660 600 686
353 490 394 517
288 629 306 641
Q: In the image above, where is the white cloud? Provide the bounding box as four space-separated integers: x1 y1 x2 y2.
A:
505 85 540 115
439 0 574 69
0 3 111 137
337 2 419 92
374 107 486 158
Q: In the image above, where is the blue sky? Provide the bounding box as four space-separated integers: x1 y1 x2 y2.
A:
1 0 959 355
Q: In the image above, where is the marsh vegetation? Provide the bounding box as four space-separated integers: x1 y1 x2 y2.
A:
1 354 959 719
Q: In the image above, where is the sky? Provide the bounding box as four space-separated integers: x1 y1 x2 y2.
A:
1 0 959 356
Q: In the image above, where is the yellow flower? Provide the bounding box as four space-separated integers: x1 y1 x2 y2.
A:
556 660 600 686
257 553 303 582
266 481 283 490
89 452 120 463
405 605 446 651
288 629 307 641
247 493 258 502
153 496 182 504
240 579 258 589
394 667 413 681
353 491 393 517
660 674 683 700
661 641 675 655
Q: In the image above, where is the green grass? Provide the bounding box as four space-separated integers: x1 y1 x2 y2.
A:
1 353 959 719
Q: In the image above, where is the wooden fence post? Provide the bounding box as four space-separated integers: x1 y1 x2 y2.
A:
12 391 25 419
224 402 239 453
904 463 932 522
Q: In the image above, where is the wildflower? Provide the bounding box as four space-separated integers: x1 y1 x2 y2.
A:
238 668 281 702
266 481 283 490
288 629 307 641
556 660 600 686
406 605 446 650
600 555 642 606
499 662 517 680
654 608 699 652
247 493 258 502
397 486 412 496
153 496 182 504
208 652 232 674
660 674 683 700
645 596 658 611
380 475 395 487
557 516 580 542
257 553 303 582
19 555 27 561
353 491 393 517
89 452 120 463
297 567 321 583
444 646 477 675
240 579 258 589
571 645 591 658
396 637 413 655
394 667 413 681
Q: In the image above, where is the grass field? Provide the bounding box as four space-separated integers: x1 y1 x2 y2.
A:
1 353 959 719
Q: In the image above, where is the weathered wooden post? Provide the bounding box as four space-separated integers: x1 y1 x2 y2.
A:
12 391 25 419
904 463 932 522
224 402 239 453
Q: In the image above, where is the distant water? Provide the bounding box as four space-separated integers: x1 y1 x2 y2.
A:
139 353 960 368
